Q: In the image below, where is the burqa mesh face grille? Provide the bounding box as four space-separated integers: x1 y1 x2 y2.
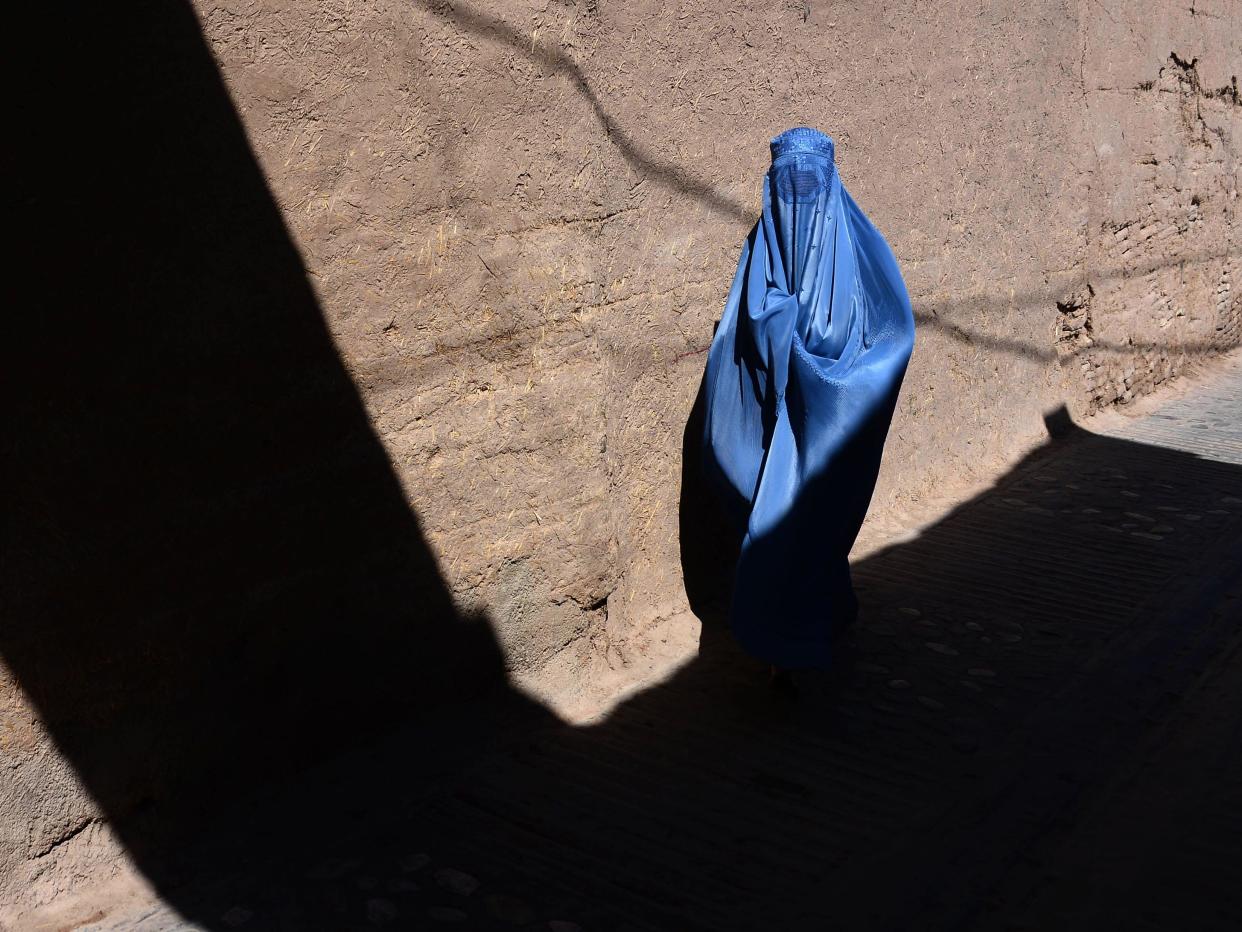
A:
775 162 830 202
700 126 916 669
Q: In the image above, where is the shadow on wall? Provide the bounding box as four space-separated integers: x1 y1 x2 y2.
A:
413 0 756 226
7 4 1242 931
424 0 1238 370
4 0 543 880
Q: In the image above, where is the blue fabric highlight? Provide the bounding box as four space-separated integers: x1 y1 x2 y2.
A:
700 127 916 669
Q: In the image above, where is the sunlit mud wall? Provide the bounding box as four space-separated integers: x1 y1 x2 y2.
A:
3 0 1238 917
197 0 1238 693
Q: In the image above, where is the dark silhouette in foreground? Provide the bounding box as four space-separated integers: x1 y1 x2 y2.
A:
6 4 1242 931
7 0 521 875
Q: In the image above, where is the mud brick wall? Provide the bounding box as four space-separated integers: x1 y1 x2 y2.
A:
1075 26 1241 411
3 0 1239 917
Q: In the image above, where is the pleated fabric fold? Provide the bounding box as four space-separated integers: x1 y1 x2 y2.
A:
701 127 916 668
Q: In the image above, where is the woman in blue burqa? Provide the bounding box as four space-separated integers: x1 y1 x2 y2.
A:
700 127 915 674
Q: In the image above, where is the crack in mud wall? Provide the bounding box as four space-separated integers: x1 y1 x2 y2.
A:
1077 21 1241 413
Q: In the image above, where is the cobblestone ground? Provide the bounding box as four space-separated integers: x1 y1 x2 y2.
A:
76 356 1242 932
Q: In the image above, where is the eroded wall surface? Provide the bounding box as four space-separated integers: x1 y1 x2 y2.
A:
192 0 1238 696
3 0 1238 916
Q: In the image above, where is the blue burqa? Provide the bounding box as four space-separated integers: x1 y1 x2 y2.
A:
701 127 916 669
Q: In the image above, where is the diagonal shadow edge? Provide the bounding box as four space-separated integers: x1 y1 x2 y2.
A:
3 0 556 906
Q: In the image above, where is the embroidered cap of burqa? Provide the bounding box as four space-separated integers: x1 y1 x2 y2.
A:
701 127 915 669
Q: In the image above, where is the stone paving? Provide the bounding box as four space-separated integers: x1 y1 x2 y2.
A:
71 355 1242 932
